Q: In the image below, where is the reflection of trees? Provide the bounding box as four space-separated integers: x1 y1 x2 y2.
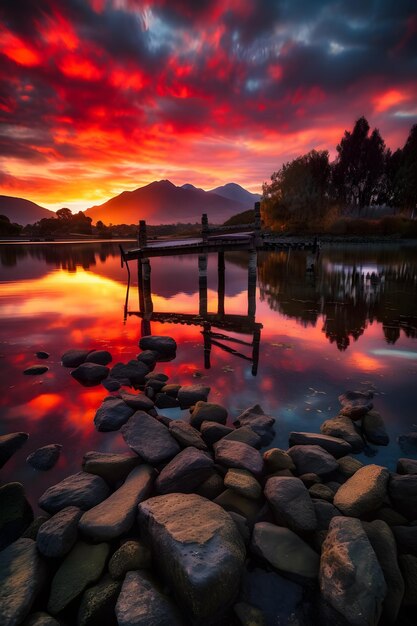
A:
0 243 118 273
258 247 417 351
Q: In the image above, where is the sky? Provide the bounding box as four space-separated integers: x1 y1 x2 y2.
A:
0 0 416 212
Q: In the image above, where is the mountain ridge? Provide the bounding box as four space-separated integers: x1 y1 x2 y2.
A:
0 195 56 225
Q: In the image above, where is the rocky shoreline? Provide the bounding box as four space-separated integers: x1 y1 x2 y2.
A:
1 335 417 626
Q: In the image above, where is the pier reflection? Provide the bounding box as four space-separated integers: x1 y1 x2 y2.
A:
123 250 263 375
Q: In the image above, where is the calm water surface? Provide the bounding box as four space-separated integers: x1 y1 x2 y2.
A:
1 241 416 509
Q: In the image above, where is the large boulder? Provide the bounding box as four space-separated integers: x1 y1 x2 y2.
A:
251 522 320 578
122 411 180 464
0 432 29 468
288 432 352 458
155 447 214 494
82 451 140 484
79 464 154 540
39 472 110 514
287 445 339 476
26 444 62 471
138 335 177 355
138 493 245 623
94 397 134 432
388 474 417 520
47 541 109 615
0 482 33 550
37 506 82 558
320 415 364 451
264 476 317 533
116 571 183 626
320 516 386 626
0 538 47 626
71 363 109 386
178 385 210 409
189 401 228 429
214 439 263 475
362 410 389 446
85 350 112 366
333 465 389 517
168 420 208 450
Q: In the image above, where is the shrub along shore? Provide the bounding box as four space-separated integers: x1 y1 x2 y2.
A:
1 336 416 626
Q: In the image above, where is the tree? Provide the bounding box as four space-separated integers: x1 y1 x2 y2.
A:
388 124 417 214
333 117 386 210
56 207 73 220
262 149 331 230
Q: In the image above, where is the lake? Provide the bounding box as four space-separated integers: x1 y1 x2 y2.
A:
1 241 416 509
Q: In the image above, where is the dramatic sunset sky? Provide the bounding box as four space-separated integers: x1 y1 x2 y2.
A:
0 0 416 212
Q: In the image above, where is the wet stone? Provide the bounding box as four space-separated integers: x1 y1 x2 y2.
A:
109 540 152 580
339 390 374 405
37 506 82 558
0 432 29 468
71 362 109 386
168 419 208 450
61 349 93 367
82 451 140 484
156 446 214 494
23 365 49 375
122 411 180 464
339 400 373 419
287 444 339 476
94 397 134 432
26 444 62 471
0 481 33 550
39 471 110 514
85 350 112 365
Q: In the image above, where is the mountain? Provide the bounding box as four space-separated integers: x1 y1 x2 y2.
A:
208 183 261 206
85 180 247 225
0 195 56 225
181 183 205 193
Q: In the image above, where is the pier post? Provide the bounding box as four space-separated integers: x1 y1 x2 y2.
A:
217 251 225 316
248 250 257 318
138 260 145 312
201 213 209 243
251 326 261 376
198 253 208 316
203 321 211 369
142 258 153 315
254 201 262 247
138 220 147 249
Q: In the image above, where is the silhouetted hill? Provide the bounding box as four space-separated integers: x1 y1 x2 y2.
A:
85 180 247 225
0 195 55 225
209 183 261 206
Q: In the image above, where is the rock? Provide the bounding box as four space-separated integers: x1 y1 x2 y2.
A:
234 602 265 626
85 350 112 365
156 447 214 494
77 575 121 626
200 421 233 445
393 526 417 555
23 365 49 375
0 432 29 468
239 565 312 626
23 612 59 626
37 506 82 558
320 516 386 626
47 541 109 615
339 390 374 404
229 512 251 545
178 384 210 409
116 571 184 626
398 432 417 452
251 522 320 578
22 515 50 540
155 392 180 408
118 390 155 411
102 377 121 391
189 401 227 428
160 383 181 397
168 420 208 450
223 427 262 448
373 506 407 527
138 493 245 623
224 469 262 500
0 482 33 550
109 540 152 579
61 349 93 367
26 444 62 470
138 335 177 355
398 554 417 606
82 451 140 484
363 520 404 624
289 431 352 458
397 458 417 475
71 362 109 386
313 500 341 530
214 489 263 525
362 410 389 445
122 411 180 464
337 455 364 477
389 474 417 519
195 473 224 500
340 400 373 419
309 483 334 502
299 472 321 487
79 464 154 540
233 404 275 437
39 471 110 513
214 439 263 475
333 464 389 518
94 397 134 432
35 351 50 359
320 415 364 451
0 538 47 626
145 372 169 383
110 360 149 387
264 476 317 533
263 448 295 472
137 349 158 367
287 445 339 476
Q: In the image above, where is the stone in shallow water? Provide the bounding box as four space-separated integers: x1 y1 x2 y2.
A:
223 427 262 448
155 447 214 494
23 365 49 375
288 431 352 458
77 574 121 626
264 476 317 533
26 444 62 471
178 384 211 408
82 450 141 484
319 516 386 626
214 439 264 475
94 397 134 432
0 538 47 626
138 335 177 355
110 361 149 387
0 481 33 550
189 401 228 428
85 349 112 365
233 404 275 436
0 432 29 468
79 464 154 541
122 411 180 464
47 541 109 615
138 492 245 623
333 464 389 517
287 444 339 476
61 348 93 367
362 410 389 445
71 362 109 386
251 522 320 578
119 390 155 411
35 351 50 359
36 506 82 558
39 471 110 514
320 415 364 451
116 571 183 626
